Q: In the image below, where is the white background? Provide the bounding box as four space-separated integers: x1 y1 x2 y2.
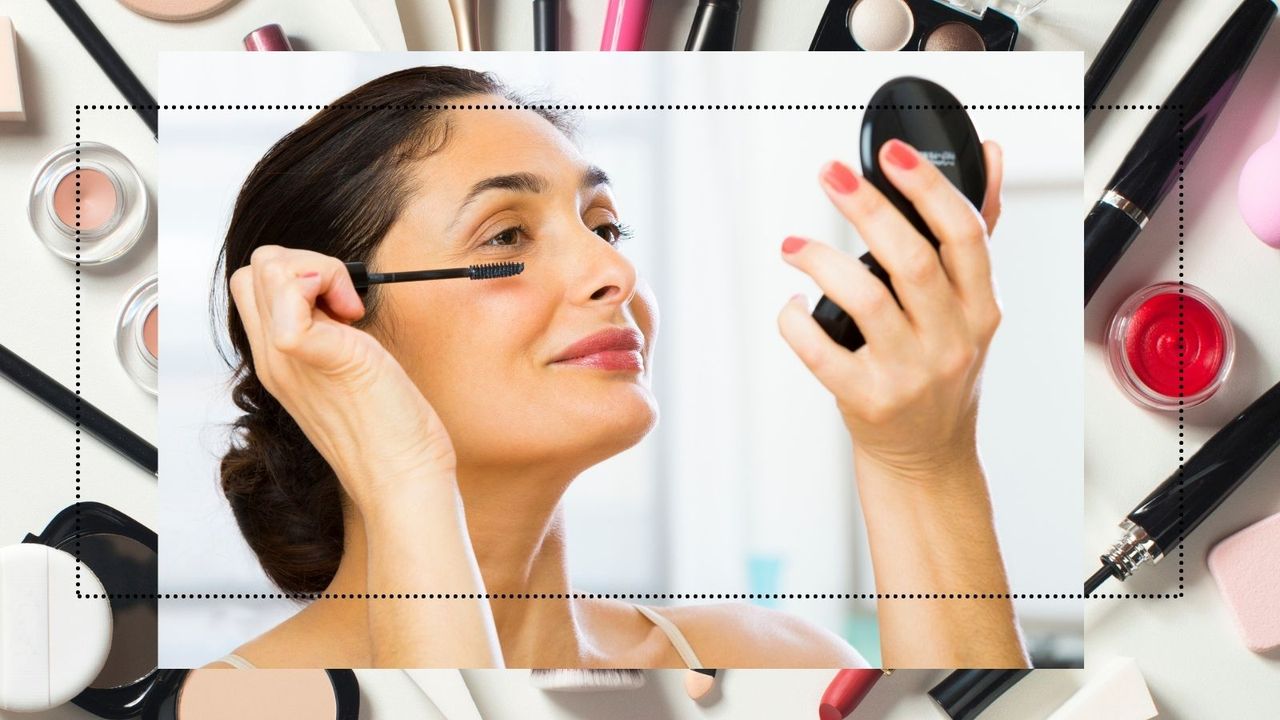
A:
2 1 1279 719
155 50 1082 668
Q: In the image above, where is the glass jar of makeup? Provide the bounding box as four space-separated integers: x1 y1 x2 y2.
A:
1106 282 1235 411
115 273 158 395
27 141 149 265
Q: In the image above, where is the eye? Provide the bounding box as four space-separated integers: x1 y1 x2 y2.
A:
593 222 633 246
482 225 526 248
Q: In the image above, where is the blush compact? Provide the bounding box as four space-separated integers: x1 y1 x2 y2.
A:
812 76 987 352
811 0 1018 52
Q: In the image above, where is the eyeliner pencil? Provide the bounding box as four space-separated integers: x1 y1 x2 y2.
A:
46 0 159 140
1084 0 1162 116
1085 378 1280 595
534 0 559 50
0 342 157 476
1082 0 1277 305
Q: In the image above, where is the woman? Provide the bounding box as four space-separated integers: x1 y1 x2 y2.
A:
213 66 1027 669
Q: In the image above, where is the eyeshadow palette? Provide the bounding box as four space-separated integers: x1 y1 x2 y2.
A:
811 0 1018 52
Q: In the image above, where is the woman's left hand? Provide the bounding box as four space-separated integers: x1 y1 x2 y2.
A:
778 139 1004 481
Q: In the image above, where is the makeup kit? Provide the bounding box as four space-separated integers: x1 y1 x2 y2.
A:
1081 0 1280 626
3 1 1280 718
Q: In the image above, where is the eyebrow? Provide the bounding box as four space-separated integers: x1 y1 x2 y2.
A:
447 165 613 232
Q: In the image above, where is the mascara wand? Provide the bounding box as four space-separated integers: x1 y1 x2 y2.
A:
345 261 523 294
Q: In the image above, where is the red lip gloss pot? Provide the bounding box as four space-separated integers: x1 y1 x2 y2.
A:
1106 282 1234 410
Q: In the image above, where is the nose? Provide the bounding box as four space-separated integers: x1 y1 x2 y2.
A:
572 227 638 308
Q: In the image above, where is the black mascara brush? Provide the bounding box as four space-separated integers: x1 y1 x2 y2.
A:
345 261 524 295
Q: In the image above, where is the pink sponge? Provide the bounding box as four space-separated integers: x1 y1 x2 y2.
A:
1238 116 1280 248
1208 512 1280 653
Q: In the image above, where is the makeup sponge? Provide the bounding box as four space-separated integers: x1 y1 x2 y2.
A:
1208 512 1280 653
0 544 113 712
1238 116 1280 248
1045 657 1156 720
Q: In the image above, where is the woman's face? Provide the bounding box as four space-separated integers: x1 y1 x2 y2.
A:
372 94 659 474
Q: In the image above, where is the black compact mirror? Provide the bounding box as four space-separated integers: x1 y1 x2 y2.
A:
812 76 986 352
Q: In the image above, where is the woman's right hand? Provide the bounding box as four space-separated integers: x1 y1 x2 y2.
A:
229 245 457 515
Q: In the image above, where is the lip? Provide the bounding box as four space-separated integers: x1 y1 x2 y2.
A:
551 326 645 371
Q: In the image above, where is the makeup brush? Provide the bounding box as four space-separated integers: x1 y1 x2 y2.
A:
1084 0 1162 116
1085 378 1280 596
0 342 157 476
345 261 523 295
45 0 158 140
1083 0 1278 305
530 669 646 691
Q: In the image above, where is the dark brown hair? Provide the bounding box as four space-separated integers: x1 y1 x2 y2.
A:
215 66 573 596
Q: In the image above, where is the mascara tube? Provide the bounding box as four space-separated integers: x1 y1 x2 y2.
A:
1083 0 1277 305
1088 378 1280 593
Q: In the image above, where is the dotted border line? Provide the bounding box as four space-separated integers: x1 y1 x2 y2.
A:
74 108 82 597
70 103 1183 602
1177 107 1186 596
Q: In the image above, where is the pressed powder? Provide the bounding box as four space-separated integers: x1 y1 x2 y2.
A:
177 670 336 719
848 0 914 51
115 274 158 395
142 307 159 360
53 167 117 231
28 142 149 264
923 21 986 50
115 0 240 21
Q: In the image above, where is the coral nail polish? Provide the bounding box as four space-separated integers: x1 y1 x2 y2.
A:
822 161 859 193
885 139 919 170
782 236 808 253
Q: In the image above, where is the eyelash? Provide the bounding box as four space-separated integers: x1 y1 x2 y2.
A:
481 221 634 249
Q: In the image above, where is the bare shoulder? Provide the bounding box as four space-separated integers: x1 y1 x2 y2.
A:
654 603 870 668
203 605 369 669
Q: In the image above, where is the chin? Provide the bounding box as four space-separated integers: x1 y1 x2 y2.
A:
576 384 659 457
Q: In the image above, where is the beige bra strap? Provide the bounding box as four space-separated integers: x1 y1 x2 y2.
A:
215 653 257 670
634 605 704 669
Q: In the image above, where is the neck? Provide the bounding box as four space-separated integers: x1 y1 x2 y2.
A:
324 462 593 666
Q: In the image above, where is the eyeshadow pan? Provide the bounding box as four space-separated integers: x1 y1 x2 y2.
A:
53 167 117 231
848 0 914 51
923 21 986 51
177 670 337 720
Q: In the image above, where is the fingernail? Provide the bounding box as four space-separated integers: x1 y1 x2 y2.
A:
885 139 919 170
821 161 859 194
781 236 808 254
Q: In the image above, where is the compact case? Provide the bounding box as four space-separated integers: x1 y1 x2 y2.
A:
811 0 1018 52
812 76 986 352
22 503 159 718
142 669 360 720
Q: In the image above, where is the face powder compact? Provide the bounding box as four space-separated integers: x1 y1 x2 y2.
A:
27 141 150 265
142 669 360 720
